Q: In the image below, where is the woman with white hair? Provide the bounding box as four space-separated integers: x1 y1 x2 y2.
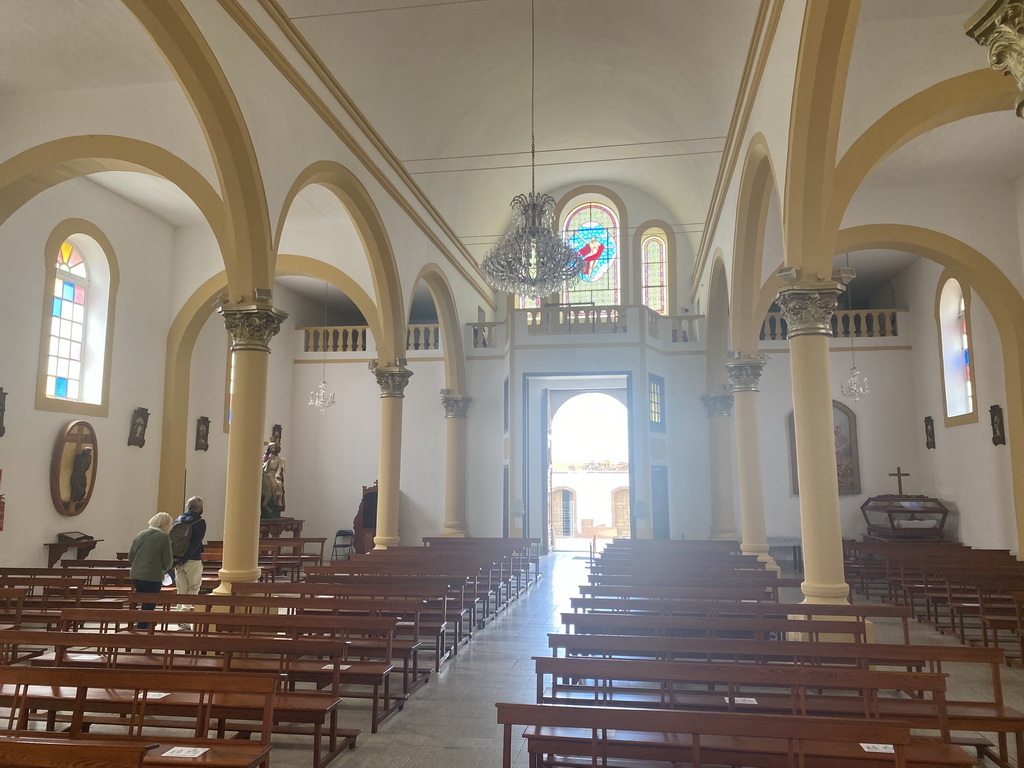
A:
128 512 173 628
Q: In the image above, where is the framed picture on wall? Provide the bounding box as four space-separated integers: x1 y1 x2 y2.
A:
195 416 210 452
787 400 860 495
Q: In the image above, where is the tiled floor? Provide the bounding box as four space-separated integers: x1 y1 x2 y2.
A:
269 550 1023 768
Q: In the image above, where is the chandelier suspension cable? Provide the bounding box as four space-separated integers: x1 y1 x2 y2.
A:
479 0 582 300
530 0 536 196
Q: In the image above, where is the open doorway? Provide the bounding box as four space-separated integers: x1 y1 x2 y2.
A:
548 392 630 551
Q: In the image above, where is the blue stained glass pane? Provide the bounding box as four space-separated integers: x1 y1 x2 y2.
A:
55 378 69 398
964 350 970 366
567 222 617 283
52 298 62 317
62 281 75 301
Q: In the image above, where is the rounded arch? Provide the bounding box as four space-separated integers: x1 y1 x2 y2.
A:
632 218 677 313
276 254 383 344
828 70 1017 243
555 185 630 303
706 252 731 392
35 219 121 417
276 162 405 363
731 133 782 352
124 0 273 299
0 135 227 258
409 264 467 395
157 271 229 516
836 224 1024 554
934 269 979 427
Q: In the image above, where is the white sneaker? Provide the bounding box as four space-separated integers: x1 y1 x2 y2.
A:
178 623 192 631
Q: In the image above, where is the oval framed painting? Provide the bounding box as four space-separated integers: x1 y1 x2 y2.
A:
50 420 98 516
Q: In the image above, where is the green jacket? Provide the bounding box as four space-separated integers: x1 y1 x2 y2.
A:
128 527 172 583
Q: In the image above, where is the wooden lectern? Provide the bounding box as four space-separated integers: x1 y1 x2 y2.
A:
352 481 378 554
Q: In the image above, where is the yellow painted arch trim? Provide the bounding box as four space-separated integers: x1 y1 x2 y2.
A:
837 224 1024 554
0 136 227 252
275 161 405 363
410 264 467 394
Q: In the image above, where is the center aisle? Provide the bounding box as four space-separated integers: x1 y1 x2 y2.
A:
272 550 583 768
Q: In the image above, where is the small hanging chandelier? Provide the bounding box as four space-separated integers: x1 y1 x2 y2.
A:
839 254 870 402
308 282 336 414
480 0 582 299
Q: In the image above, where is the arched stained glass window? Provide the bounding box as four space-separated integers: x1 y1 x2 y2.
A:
562 202 619 306
642 232 667 314
47 242 88 400
937 276 977 424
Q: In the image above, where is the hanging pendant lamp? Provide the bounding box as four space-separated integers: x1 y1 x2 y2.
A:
480 0 582 299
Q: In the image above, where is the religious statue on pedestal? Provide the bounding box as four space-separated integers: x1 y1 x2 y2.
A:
260 441 285 519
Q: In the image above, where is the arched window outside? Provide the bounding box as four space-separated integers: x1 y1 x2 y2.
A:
562 202 620 306
641 231 667 314
37 225 117 416
937 276 977 424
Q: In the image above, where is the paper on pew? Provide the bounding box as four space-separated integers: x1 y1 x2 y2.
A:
861 744 895 753
726 697 758 704
322 664 351 669
162 747 209 758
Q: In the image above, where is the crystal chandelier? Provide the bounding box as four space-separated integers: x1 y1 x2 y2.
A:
308 282 336 414
839 254 870 402
480 0 581 300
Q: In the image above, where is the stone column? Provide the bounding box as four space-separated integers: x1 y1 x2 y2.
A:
371 361 413 549
440 389 472 537
700 393 738 541
725 355 779 572
215 304 287 592
776 279 849 604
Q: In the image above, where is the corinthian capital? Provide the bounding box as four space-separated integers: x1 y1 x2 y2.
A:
700 393 733 418
775 281 843 339
371 361 413 398
967 1 1024 116
726 355 768 393
440 389 472 419
219 305 288 352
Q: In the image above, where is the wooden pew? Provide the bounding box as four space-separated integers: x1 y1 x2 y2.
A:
422 536 542 584
570 593 913 642
54 608 402 732
0 666 275 768
533 656 955 740
0 736 157 768
559 611 870 643
546 633 1022 767
124 588 433 689
495 702 975 768
2 630 359 765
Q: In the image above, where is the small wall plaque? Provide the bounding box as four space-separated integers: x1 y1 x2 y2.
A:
128 407 149 448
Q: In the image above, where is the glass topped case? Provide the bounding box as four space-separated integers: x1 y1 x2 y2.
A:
860 494 951 540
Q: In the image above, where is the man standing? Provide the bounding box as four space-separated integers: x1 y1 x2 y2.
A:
172 496 206 630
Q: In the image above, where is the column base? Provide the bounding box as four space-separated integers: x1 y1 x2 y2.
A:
213 567 263 594
709 526 739 541
799 581 851 604
372 535 401 550
439 525 469 537
741 544 780 573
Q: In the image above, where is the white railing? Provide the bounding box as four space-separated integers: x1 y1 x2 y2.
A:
669 314 702 343
760 309 906 341
525 305 627 335
469 322 503 349
406 324 440 350
300 325 368 353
